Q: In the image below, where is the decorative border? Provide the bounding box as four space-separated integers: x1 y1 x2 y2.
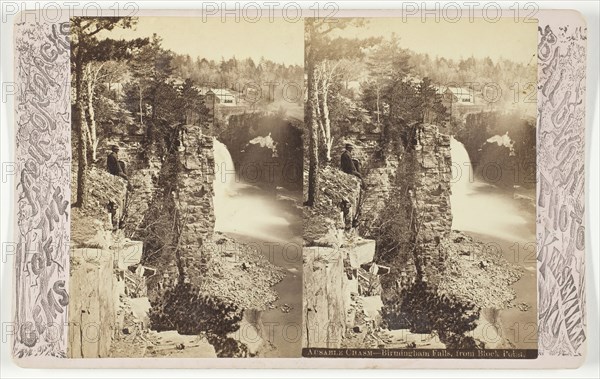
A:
536 15 587 357
13 17 71 358
11 8 587 368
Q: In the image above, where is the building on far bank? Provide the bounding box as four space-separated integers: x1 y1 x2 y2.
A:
442 86 475 107
204 88 247 125
205 88 238 106
435 85 486 118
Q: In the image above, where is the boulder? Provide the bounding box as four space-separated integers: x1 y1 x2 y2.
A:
347 239 376 268
113 240 143 269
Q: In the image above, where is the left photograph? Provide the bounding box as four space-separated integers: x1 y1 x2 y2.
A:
68 17 304 358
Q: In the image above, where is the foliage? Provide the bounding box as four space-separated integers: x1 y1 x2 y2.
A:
180 78 209 125
408 51 537 110
304 18 378 205
381 281 482 349
71 16 138 207
372 151 417 264
148 282 247 357
171 55 303 104
93 89 134 136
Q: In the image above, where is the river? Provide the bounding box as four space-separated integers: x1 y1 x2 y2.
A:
213 139 303 357
450 137 537 349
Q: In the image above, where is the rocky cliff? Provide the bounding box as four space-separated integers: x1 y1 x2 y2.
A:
220 113 303 191
455 111 536 189
410 124 453 284
303 166 380 348
68 168 145 358
135 124 216 304
70 120 289 357
173 126 216 284
364 123 453 286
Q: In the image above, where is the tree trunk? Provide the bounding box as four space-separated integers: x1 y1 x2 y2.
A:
321 75 332 163
376 83 381 125
314 71 325 145
139 85 144 125
85 64 99 162
306 48 319 207
74 47 88 207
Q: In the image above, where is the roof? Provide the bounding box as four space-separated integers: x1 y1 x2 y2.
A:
445 86 474 102
206 88 240 106
194 86 211 95
207 88 235 96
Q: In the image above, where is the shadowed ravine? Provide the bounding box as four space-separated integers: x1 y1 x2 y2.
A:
213 139 303 357
450 138 537 349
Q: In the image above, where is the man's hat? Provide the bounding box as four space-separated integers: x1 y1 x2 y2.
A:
345 143 354 149
111 145 120 152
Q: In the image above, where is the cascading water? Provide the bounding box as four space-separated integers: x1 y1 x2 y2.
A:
212 138 291 241
211 137 302 357
450 136 537 350
449 137 530 242
212 138 238 231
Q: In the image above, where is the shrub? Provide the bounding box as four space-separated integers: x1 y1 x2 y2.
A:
382 281 482 349
148 282 247 357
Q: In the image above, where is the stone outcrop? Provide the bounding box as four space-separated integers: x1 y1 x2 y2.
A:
304 121 525 349
68 167 144 358
303 246 349 348
303 166 362 245
70 124 221 357
456 111 536 189
360 123 453 286
68 240 144 358
410 123 453 284
139 125 216 300
336 132 401 237
69 247 117 358
221 113 303 191
174 125 216 282
125 166 160 238
303 166 380 348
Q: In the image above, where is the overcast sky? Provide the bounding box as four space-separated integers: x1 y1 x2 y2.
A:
103 17 304 66
334 17 538 65
101 16 537 67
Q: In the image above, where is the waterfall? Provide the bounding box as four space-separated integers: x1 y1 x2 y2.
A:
449 137 474 228
212 138 290 240
450 137 529 242
213 138 237 231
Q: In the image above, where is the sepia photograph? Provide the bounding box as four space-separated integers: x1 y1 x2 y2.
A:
302 17 538 357
67 16 304 358
6 3 593 373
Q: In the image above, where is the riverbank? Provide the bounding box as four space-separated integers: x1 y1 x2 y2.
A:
467 230 538 350
199 233 286 310
437 230 523 310
213 183 303 357
450 137 537 349
229 232 303 357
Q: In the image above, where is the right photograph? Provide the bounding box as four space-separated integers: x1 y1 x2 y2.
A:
302 17 538 358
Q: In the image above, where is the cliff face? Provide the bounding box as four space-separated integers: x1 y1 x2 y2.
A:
174 126 216 282
139 125 216 298
303 246 349 348
410 124 453 284
365 124 453 286
70 125 245 357
220 113 303 191
68 168 144 358
456 111 536 189
303 167 378 348
304 121 523 349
